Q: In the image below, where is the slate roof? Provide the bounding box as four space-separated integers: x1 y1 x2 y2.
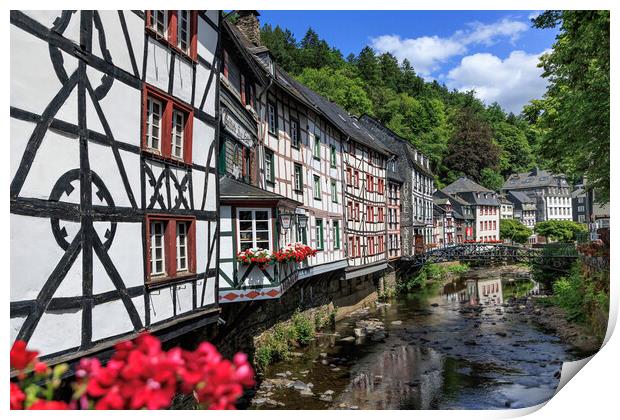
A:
507 190 536 204
220 176 301 206
503 168 569 190
222 21 268 86
358 114 434 178
443 177 492 194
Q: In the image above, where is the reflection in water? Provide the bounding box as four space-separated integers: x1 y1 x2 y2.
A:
255 268 574 410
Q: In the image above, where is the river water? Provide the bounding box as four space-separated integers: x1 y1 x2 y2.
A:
249 267 587 410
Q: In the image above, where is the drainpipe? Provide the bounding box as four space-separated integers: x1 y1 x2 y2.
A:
342 136 351 265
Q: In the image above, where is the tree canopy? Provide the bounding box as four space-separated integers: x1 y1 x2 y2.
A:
530 11 610 204
500 219 532 244
534 220 588 243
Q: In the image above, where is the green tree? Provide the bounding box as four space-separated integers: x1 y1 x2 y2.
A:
531 11 610 204
493 121 535 177
295 67 373 116
443 107 500 182
480 168 504 191
378 52 401 92
500 218 532 244
260 24 299 74
356 46 381 87
534 220 588 243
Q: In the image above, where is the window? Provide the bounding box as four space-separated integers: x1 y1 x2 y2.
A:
267 101 277 134
346 167 352 185
150 10 167 38
294 164 303 192
237 209 272 251
315 219 324 250
150 220 166 275
330 145 337 167
290 118 300 148
146 11 197 60
146 97 163 151
349 237 356 257
377 179 384 195
333 221 340 249
143 86 193 163
313 135 321 160
313 175 321 200
171 109 185 159
330 180 338 203
176 221 189 271
378 207 384 223
367 205 374 223
177 10 190 53
354 171 360 188
265 149 275 183
378 236 384 254
146 215 196 282
368 237 375 255
367 175 374 192
355 203 360 221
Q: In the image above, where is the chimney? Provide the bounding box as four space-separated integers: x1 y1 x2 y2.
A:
236 10 261 46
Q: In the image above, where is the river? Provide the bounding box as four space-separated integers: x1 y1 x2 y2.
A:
248 267 588 410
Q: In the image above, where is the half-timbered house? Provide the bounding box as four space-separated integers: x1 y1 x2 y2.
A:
10 10 220 361
218 13 348 303
358 115 435 256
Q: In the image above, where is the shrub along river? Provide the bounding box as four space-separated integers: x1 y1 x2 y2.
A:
247 266 592 410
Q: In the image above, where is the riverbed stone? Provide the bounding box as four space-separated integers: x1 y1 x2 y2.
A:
340 336 356 343
391 320 403 325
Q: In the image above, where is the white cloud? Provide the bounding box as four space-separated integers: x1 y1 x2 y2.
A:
445 50 549 113
371 35 465 75
370 17 529 76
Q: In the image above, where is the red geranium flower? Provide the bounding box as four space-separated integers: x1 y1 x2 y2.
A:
28 400 70 410
10 382 25 410
10 340 39 370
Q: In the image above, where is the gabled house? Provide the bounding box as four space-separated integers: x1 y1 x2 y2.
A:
435 177 500 242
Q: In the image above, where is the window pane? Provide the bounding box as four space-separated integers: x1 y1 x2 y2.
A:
255 221 269 231
239 211 253 220
256 241 269 249
255 211 269 220
239 221 252 231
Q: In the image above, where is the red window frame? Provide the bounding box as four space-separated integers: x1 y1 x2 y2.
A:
378 207 384 223
142 84 194 164
378 236 384 254
354 171 360 188
356 236 361 256
346 167 352 186
145 10 198 61
367 175 374 192
349 237 356 258
145 214 197 284
368 237 375 255
355 203 360 222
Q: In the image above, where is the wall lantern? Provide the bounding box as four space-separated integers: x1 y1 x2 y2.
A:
296 213 308 229
279 212 294 232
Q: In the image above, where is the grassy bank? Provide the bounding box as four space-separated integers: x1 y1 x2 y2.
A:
547 260 609 338
253 307 336 372
397 262 470 293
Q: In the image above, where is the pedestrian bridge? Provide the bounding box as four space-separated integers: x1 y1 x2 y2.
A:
401 243 578 270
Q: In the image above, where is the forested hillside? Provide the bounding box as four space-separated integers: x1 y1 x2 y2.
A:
260 25 542 190
259 11 609 205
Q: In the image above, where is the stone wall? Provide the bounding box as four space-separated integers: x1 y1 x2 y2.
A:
213 269 383 358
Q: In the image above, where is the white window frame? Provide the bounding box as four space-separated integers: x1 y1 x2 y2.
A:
330 180 338 203
314 175 321 200
267 102 277 134
294 164 303 191
150 220 166 276
151 10 168 38
176 221 188 272
237 208 273 252
172 109 185 159
146 97 163 151
177 10 190 53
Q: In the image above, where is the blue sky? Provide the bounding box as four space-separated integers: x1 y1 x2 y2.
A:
259 10 559 113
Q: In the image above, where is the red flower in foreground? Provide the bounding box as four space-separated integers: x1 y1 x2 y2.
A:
10 340 39 371
28 400 70 410
10 382 25 410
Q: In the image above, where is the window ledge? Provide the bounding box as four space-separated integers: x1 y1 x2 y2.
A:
147 272 197 287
